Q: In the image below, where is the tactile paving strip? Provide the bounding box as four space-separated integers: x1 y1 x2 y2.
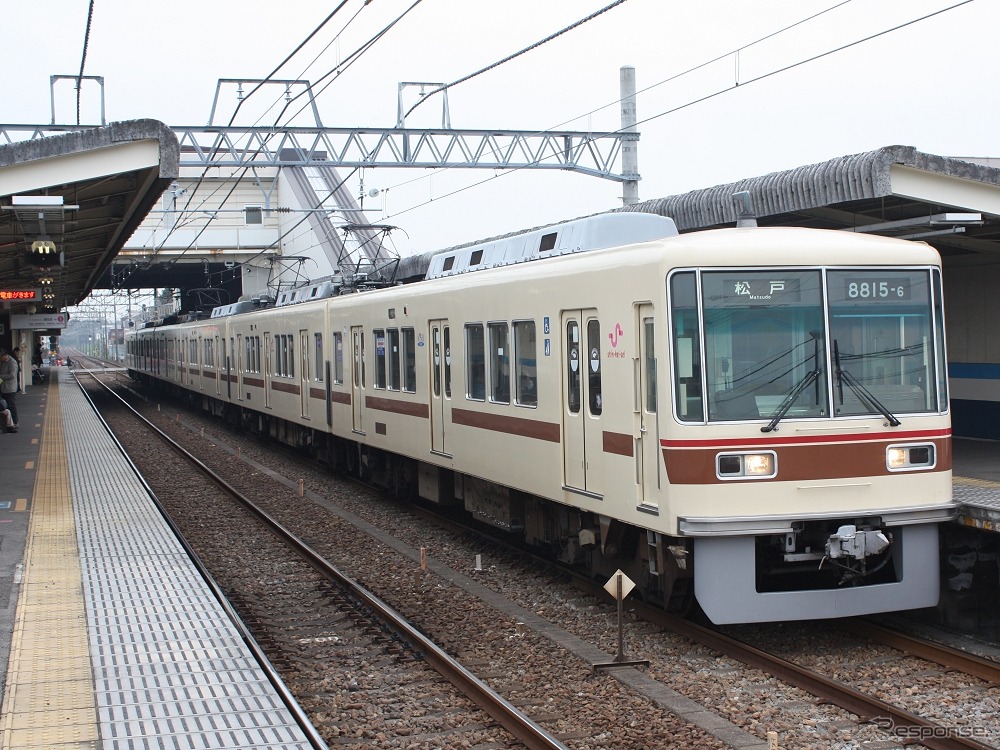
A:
6 378 313 749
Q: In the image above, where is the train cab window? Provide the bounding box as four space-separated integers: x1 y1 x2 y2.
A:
587 320 602 415
670 272 704 421
333 332 344 384
566 321 581 414
373 329 387 389
514 320 537 407
314 333 324 382
702 270 826 422
465 324 486 400
489 322 510 403
827 269 939 416
401 328 416 392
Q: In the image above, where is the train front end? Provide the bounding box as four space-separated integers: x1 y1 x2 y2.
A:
661 230 955 624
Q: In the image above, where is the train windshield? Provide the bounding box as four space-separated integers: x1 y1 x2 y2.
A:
670 268 945 423
827 269 940 417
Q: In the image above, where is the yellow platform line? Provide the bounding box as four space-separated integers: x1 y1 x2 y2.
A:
0 379 99 749
954 474 1000 489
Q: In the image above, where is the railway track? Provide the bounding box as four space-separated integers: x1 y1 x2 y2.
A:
72 356 1000 749
75 364 566 750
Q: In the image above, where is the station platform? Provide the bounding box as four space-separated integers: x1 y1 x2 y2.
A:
0 368 317 749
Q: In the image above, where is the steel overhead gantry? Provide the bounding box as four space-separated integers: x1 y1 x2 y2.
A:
0 124 635 182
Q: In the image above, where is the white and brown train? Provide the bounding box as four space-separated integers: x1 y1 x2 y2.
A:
126 213 955 624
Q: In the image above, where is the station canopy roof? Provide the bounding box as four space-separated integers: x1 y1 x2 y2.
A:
616 145 1000 268
0 119 178 316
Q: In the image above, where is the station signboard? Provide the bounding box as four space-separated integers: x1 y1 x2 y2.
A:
10 313 68 330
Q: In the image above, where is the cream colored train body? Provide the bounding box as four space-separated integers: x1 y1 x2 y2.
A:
127 216 955 623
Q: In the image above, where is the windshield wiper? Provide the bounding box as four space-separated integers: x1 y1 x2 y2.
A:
760 369 820 432
761 331 823 433
833 340 901 427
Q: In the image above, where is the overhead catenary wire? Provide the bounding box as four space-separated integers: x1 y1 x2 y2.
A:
402 0 633 122
381 0 973 222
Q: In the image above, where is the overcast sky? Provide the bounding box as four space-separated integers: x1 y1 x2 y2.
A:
2 0 996 258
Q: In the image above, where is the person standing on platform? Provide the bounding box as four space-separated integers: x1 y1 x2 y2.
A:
0 396 15 433
11 348 23 393
0 349 19 428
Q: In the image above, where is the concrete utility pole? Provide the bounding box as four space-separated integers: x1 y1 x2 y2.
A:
620 65 640 206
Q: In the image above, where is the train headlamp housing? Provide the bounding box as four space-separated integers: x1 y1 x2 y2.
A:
717 451 777 480
886 443 936 471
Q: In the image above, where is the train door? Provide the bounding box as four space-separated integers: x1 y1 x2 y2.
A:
561 310 604 497
299 329 310 418
636 304 660 511
429 320 452 455
264 331 272 409
351 325 365 433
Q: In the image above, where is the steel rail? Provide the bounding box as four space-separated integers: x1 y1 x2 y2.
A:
81 369 568 750
842 619 1000 685
632 603 995 750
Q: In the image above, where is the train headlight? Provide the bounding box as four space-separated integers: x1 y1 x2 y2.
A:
745 453 774 475
717 451 777 480
886 443 935 471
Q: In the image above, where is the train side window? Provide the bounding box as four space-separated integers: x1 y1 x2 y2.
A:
432 328 441 397
444 327 452 398
401 328 416 392
287 335 294 378
514 320 537 407
489 322 510 403
333 332 344 384
373 329 387 389
669 272 704 421
566 321 581 414
644 317 656 413
465 324 486 400
352 330 364 387
587 320 602 416
387 328 401 390
315 333 324 382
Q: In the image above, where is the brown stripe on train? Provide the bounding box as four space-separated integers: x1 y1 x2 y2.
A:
452 407 560 442
603 431 633 457
366 396 430 419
